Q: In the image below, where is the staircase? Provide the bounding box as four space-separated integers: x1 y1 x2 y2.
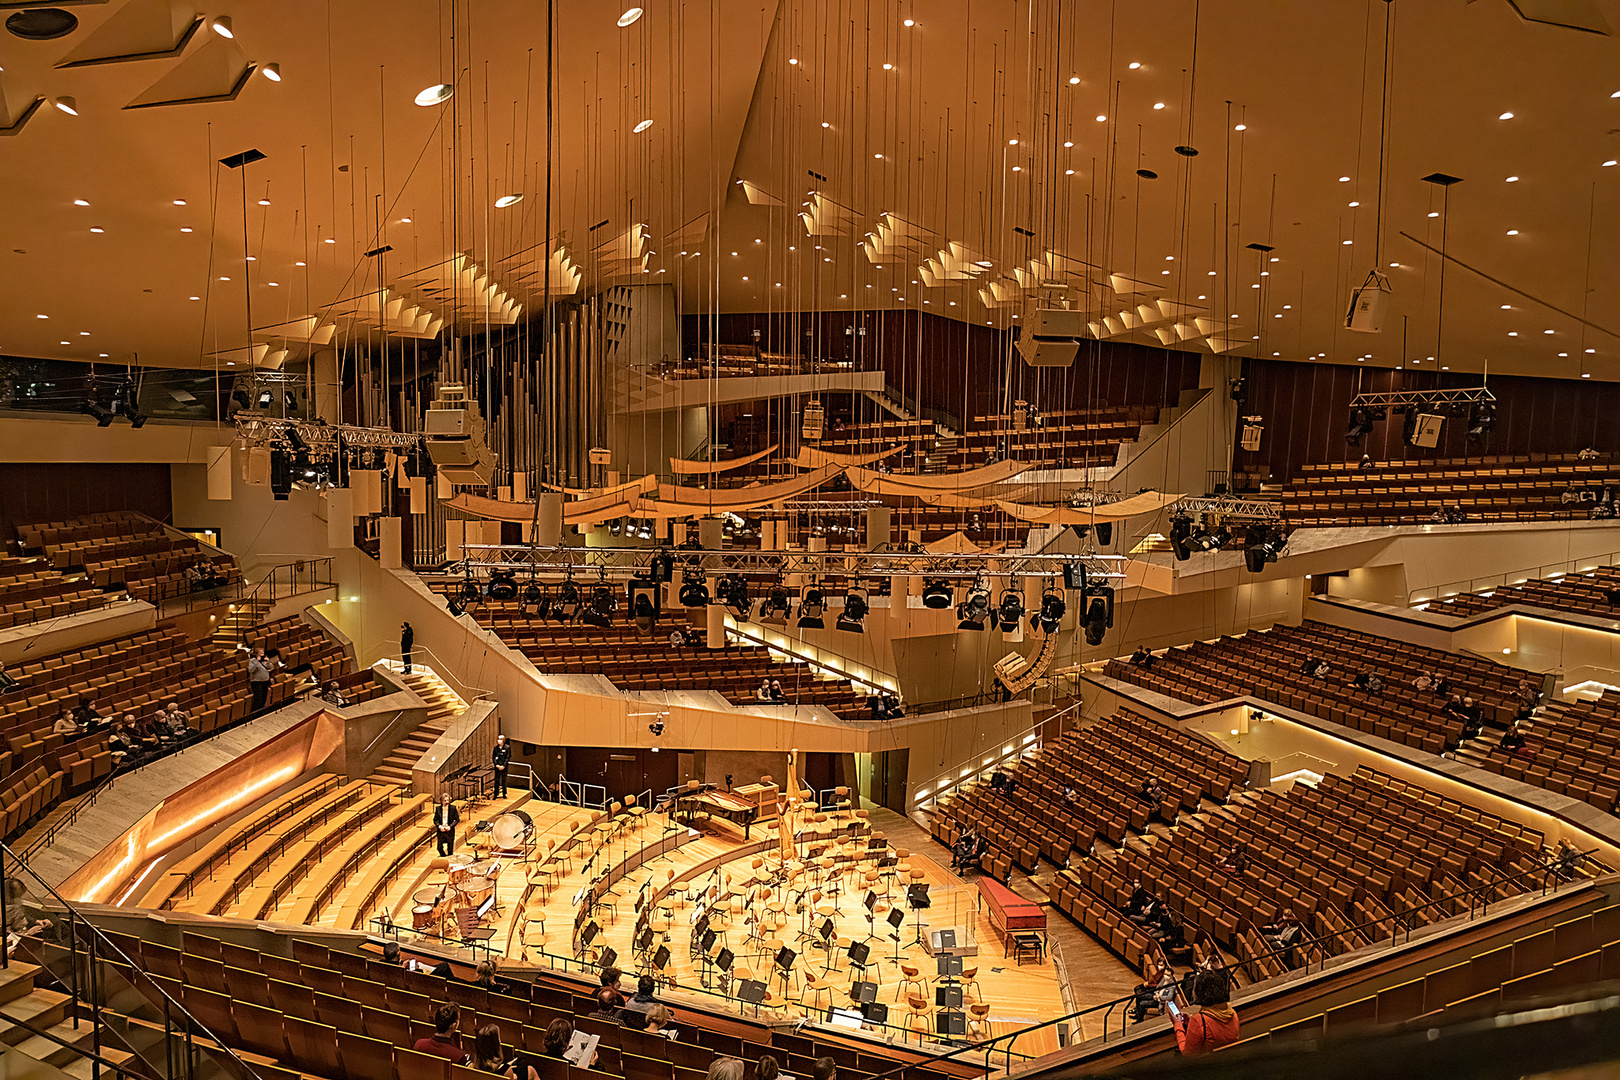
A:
371 666 468 786
0 960 136 1079
214 596 272 648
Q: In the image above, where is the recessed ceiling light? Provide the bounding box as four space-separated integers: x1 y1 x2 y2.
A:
1197 295 1206 300
789 58 799 65
1008 138 1018 146
1270 257 1280 262
1128 61 1140 69
1342 239 1353 245
1586 348 1597 354
1095 114 1107 122
1234 123 1246 131
1583 373 1591 379
1208 270 1217 276
1165 255 1174 260
189 296 200 301
35 314 46 319
99 353 107 357
874 153 883 159
1428 211 1439 217
1337 175 1350 182
414 84 453 107
79 331 88 335
1559 352 1569 357
1063 140 1074 148
1509 331 1518 336
53 96 78 116
1011 165 1021 171
1348 201 1360 207
633 119 654 133
1605 160 1618 167
1506 175 1518 182
173 199 187 206
295 261 306 266
617 7 643 26
400 217 411 223
1162 270 1170 275
1507 229 1519 235
1283 304 1291 309
210 15 232 38
258 198 270 205
59 341 69 346
1544 329 1554 334
741 276 748 281
181 227 192 233
73 199 88 206
495 194 523 207
882 62 893 70
820 121 829 128
903 18 915 27
89 227 103 233
1153 102 1165 110
1501 304 1511 309
1064 169 1075 175
219 276 230 281
268 281 279 287
246 256 255 261
261 62 281 82
1068 75 1079 85
1498 111 1513 119
1389 262 1399 268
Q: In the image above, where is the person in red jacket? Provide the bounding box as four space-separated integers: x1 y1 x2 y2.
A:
1173 970 1240 1055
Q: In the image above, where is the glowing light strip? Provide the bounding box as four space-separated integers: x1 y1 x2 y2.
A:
114 858 163 906
144 764 300 852
79 835 137 903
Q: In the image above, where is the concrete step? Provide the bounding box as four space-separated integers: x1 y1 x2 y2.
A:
61 1047 135 1080
0 963 40 1009
13 1017 96 1065
0 990 73 1041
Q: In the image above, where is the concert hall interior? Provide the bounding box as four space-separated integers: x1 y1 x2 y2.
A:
3 1 1620 1078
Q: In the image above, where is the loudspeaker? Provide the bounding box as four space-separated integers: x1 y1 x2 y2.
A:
1345 269 1392 333
1411 413 1445 448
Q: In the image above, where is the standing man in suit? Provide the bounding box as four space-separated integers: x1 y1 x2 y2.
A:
491 734 512 798
400 622 415 674
433 792 460 856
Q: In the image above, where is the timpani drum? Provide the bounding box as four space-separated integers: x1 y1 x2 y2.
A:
412 904 437 930
447 856 474 886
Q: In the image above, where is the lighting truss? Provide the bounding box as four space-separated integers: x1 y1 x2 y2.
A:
456 542 1127 585
1170 496 1283 521
233 416 426 452
1348 386 1495 411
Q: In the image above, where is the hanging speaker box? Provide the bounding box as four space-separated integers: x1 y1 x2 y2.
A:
243 446 271 486
1346 269 1392 333
1015 308 1087 367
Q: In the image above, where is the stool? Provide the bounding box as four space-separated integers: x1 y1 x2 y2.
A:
1011 932 1045 965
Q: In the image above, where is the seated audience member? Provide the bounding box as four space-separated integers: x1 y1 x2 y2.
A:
541 1019 575 1061
1154 914 1195 963
1443 694 1467 720
52 711 79 737
1000 771 1017 798
1129 956 1178 1023
643 1005 673 1037
667 627 687 649
1430 507 1447 524
597 966 625 1007
756 678 773 702
810 1058 836 1080
1433 674 1450 696
473 1024 538 1080
769 679 785 702
1260 908 1303 959
1516 678 1540 708
473 960 505 992
1364 671 1383 692
1500 724 1528 754
618 975 658 1029
1129 646 1155 667
413 1004 470 1063
5 879 52 949
1125 879 1155 918
1297 656 1317 676
380 941 402 965
1172 969 1241 1055
708 1060 747 1080
321 681 349 707
951 829 984 872
1139 777 1165 806
1218 844 1248 874
757 1056 781 1080
1357 454 1374 471
880 691 903 718
1126 883 1162 926
1413 671 1433 692
588 986 623 1024
163 702 192 739
107 721 132 767
1555 839 1582 881
71 697 102 730
1310 660 1330 679
1061 784 1080 807
0 661 17 694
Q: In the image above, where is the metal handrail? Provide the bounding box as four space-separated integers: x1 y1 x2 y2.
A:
0 843 265 1080
908 704 1078 812
370 642 494 703
721 616 894 695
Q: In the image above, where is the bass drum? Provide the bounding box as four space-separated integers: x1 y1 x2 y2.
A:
490 809 534 850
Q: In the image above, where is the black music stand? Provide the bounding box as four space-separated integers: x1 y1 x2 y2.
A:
860 890 880 944
847 940 873 983
861 1000 889 1026
577 921 599 960
634 926 654 957
850 979 878 1005
936 954 964 978
936 1010 967 1038
886 906 906 964
906 883 931 947
738 978 768 1015
599 946 618 972
651 945 672 988
935 985 964 1008
774 945 797 996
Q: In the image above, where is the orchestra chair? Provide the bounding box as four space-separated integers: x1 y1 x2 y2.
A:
967 1002 992 1041
959 964 981 1003
801 971 834 1013
905 993 932 1041
897 963 927 1003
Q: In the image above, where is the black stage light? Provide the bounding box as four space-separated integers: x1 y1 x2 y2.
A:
921 578 953 609
798 585 826 629
678 571 710 608
81 400 114 427
554 580 581 621
456 579 481 606
836 588 869 632
759 584 792 621
957 583 991 631
487 570 518 601
1347 407 1376 445
1169 514 1193 561
996 588 1025 632
1081 584 1114 646
1035 587 1066 634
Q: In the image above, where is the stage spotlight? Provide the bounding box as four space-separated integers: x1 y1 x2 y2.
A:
554 580 581 621
455 579 481 607
718 574 751 620
836 588 869 632
1244 526 1287 574
996 588 1025 632
798 585 826 629
1081 584 1115 646
581 585 616 628
1035 586 1067 633
258 389 274 408
269 448 292 500
921 578 953 609
648 719 665 737
521 581 551 619
760 584 792 621
632 591 657 634
487 570 518 601
677 571 710 607
957 582 992 630
80 400 114 427
1168 514 1193 561
1346 407 1376 444
1468 402 1497 446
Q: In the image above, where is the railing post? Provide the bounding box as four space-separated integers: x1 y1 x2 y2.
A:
69 909 80 1029
0 845 9 970
89 927 101 1080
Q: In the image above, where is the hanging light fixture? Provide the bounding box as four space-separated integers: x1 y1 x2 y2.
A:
260 62 282 82
414 84 454 107
617 7 644 26
495 194 523 208
633 119 654 133
210 15 233 37
53 96 78 116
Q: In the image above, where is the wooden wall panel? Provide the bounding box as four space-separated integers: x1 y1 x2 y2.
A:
0 462 173 547
1234 358 1620 483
